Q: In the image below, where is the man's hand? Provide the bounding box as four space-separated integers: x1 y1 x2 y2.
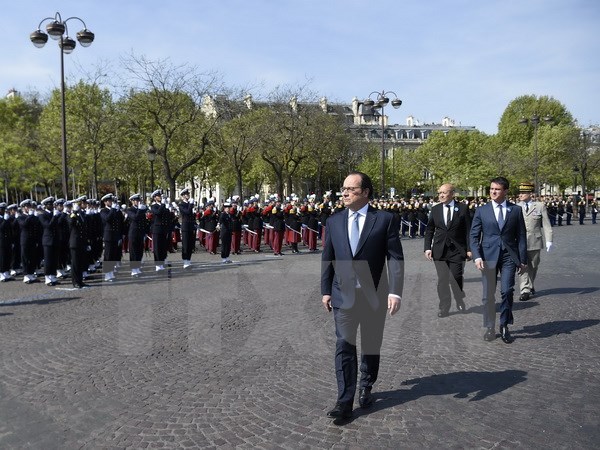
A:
518 263 528 275
546 242 553 252
388 296 401 316
322 295 332 312
475 258 485 271
424 250 433 261
466 251 472 261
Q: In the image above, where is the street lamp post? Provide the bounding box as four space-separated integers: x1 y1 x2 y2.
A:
30 12 94 199
363 90 402 197
147 140 157 193
519 114 553 195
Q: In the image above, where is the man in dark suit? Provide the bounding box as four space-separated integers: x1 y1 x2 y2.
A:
470 177 527 344
178 188 196 269
321 171 404 423
424 184 472 317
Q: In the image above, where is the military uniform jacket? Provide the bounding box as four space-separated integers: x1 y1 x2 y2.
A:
218 212 232 234
151 203 170 233
270 208 285 232
127 207 149 237
17 214 41 245
178 201 196 232
100 208 124 241
0 215 13 246
38 210 60 246
68 211 89 249
517 200 553 251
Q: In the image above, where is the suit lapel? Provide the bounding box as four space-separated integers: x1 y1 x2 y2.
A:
354 207 376 257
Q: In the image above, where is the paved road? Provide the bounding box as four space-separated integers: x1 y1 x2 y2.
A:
1 224 599 449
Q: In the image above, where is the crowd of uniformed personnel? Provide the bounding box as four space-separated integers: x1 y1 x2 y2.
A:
0 186 597 288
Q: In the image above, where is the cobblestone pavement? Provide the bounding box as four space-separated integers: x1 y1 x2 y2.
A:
1 224 599 449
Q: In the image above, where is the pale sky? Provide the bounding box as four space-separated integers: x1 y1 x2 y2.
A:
2 0 598 134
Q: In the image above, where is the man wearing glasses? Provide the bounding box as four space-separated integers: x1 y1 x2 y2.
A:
321 171 404 424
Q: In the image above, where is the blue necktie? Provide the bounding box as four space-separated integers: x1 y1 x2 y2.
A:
350 212 360 255
497 204 505 229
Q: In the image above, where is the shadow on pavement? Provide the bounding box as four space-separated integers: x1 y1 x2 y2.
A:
535 287 599 296
513 319 600 339
0 297 81 307
354 370 528 418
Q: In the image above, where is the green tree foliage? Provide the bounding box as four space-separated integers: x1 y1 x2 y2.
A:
119 55 223 197
0 94 43 201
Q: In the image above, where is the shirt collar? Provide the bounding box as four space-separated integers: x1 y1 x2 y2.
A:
349 203 369 218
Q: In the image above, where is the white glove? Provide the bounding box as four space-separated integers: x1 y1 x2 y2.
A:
3 213 8 220
546 242 553 252
73 204 80 211
139 205 147 211
53 210 60 216
189 199 195 205
112 203 119 210
28 209 34 215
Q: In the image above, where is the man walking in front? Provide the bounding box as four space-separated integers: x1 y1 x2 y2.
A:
321 171 404 424
470 177 527 344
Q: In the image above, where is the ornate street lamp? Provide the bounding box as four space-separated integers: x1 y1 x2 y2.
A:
519 114 553 195
30 12 94 199
364 90 402 197
147 139 157 192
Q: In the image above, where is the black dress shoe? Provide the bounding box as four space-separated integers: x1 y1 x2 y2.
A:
327 403 352 419
500 325 513 343
484 327 496 341
437 310 449 318
359 389 374 408
519 292 530 301
456 300 466 312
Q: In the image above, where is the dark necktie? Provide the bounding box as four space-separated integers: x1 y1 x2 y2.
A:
497 204 505 229
350 212 360 255
446 204 452 226
526 203 529 213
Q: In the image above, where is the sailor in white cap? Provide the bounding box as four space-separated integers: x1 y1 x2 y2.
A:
68 196 90 288
126 193 148 277
150 189 170 271
100 194 124 282
53 198 70 279
0 201 14 282
178 188 196 269
17 199 41 284
38 196 60 286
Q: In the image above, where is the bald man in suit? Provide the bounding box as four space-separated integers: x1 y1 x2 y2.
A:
321 171 404 423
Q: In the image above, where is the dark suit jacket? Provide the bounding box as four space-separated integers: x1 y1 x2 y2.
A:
469 201 527 267
424 202 471 260
321 205 404 309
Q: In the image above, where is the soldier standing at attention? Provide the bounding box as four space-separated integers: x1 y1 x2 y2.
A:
151 189 170 271
178 188 196 269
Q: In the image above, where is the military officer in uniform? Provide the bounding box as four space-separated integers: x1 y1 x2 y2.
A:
69 197 90 288
218 202 233 263
516 182 553 301
178 188 196 269
54 199 71 279
17 199 41 284
126 194 148 277
150 189 170 271
38 196 60 286
100 194 124 281
0 202 14 282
